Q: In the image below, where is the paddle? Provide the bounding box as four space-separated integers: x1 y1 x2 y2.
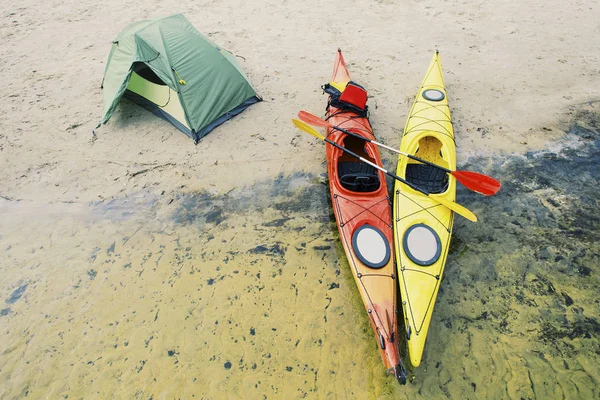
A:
297 111 501 196
292 118 478 222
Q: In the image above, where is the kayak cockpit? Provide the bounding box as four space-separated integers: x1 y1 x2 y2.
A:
337 134 380 192
406 135 449 194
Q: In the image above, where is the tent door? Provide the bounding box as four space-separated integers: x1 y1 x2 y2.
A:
125 64 191 133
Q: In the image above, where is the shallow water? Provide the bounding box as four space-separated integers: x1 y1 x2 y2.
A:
1 111 599 399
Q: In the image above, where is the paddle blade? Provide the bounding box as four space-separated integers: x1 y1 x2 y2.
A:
298 111 330 128
452 170 501 196
431 194 478 222
292 118 325 140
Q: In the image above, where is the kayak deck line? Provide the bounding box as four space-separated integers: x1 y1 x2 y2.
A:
341 223 397 340
333 193 391 227
398 230 453 335
394 190 451 230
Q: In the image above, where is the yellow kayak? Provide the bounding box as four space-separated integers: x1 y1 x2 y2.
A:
393 51 456 368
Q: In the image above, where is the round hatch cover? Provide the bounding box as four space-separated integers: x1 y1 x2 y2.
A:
422 89 445 101
403 224 441 266
352 225 390 269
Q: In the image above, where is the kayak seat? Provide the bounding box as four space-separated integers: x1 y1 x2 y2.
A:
405 164 448 194
338 162 380 192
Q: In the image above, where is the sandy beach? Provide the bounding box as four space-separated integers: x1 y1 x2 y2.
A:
1 0 599 398
2 0 599 203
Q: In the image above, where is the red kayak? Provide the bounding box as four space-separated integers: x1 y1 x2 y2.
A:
323 49 406 384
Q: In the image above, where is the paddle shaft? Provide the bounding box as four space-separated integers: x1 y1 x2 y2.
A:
324 135 477 221
291 118 478 221
323 136 430 196
329 124 452 173
298 111 501 196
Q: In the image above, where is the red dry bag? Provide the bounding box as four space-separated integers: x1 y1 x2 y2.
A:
339 81 368 111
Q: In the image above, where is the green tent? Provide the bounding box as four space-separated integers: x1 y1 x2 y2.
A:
100 14 261 143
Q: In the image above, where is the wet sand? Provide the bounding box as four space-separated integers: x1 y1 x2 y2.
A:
2 109 599 398
1 0 600 398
